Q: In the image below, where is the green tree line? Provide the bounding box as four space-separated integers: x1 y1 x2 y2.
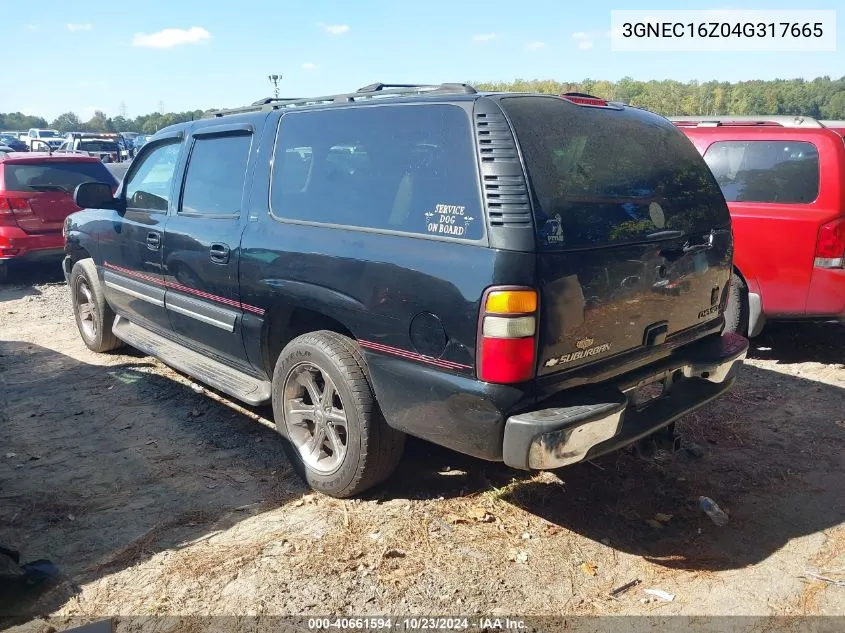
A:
0 109 208 135
472 76 845 118
2 76 843 134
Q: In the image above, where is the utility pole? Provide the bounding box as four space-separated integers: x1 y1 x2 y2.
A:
268 74 283 99
158 100 164 114
119 101 127 118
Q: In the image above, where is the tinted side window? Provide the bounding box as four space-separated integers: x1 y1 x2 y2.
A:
180 134 252 216
703 140 819 204
271 105 483 240
125 142 181 212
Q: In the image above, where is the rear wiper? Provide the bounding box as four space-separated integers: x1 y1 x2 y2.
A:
27 184 69 193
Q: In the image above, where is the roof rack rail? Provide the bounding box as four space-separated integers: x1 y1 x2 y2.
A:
205 82 478 118
356 82 476 94
250 96 304 106
669 115 825 128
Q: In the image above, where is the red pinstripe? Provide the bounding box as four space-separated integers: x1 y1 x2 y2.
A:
103 261 266 316
103 263 470 370
358 339 473 371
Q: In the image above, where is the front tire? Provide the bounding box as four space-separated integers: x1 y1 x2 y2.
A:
70 259 123 353
271 330 405 498
723 273 749 337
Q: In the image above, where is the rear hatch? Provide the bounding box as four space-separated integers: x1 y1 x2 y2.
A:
499 95 733 377
0 159 116 233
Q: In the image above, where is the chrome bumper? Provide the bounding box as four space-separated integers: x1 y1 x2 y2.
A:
503 333 749 471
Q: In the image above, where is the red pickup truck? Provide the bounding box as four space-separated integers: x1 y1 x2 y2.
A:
673 116 845 336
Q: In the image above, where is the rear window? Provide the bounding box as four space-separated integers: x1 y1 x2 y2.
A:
703 140 819 204
79 141 119 153
270 104 483 240
3 161 117 193
500 96 730 249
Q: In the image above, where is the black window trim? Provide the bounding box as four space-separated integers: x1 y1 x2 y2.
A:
192 123 254 139
123 132 185 214
703 139 821 206
266 102 488 246
176 128 254 219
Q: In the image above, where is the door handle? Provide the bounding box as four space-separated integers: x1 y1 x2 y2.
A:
146 232 160 251
210 242 230 264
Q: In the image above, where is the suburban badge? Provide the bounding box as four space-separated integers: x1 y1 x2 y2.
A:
544 339 613 367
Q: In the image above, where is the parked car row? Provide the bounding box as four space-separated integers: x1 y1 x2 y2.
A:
0 130 148 157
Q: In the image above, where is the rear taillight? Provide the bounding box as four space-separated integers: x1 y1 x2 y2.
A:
478 288 538 383
814 218 845 268
0 196 35 227
560 92 609 107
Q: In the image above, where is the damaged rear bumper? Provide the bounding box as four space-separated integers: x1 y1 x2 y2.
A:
502 333 749 470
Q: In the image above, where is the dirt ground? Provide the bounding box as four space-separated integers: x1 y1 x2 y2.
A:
1 262 844 629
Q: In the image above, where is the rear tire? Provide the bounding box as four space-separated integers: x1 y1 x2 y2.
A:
70 259 123 353
271 330 405 498
723 273 749 337
0 263 7 284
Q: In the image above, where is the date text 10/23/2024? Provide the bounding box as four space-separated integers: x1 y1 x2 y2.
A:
307 617 527 630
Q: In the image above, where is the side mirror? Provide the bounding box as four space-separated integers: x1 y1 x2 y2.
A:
74 181 118 210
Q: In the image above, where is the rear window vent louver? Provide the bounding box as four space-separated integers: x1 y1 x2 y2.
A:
474 105 532 228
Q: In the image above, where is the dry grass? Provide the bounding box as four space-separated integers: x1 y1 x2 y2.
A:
86 511 214 573
770 526 845 616
809 526 845 571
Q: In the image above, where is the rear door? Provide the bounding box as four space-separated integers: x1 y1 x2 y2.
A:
0 159 117 233
161 122 255 369
499 96 733 375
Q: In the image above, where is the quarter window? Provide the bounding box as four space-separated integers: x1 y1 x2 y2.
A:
703 140 820 204
270 105 483 240
180 134 252 216
125 142 181 212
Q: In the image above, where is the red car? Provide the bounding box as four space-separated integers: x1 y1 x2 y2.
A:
673 115 845 336
0 153 117 283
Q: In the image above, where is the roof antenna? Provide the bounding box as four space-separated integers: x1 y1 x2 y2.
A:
268 74 283 99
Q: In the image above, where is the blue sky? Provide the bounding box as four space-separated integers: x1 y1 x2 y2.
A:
4 0 842 121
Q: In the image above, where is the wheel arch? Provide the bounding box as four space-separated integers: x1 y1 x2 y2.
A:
261 305 356 377
731 264 766 337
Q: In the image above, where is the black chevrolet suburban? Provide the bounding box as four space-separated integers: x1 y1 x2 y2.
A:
63 83 749 497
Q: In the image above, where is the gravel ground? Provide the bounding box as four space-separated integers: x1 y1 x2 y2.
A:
1 262 844 631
